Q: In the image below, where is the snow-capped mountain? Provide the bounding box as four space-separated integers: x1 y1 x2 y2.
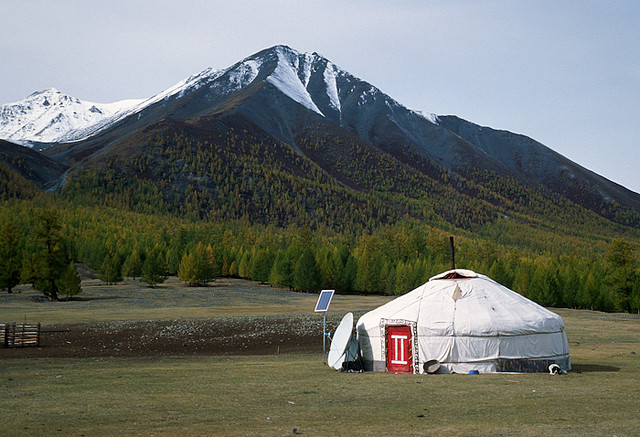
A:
2 45 639 215
0 88 144 145
66 44 461 167
0 45 440 150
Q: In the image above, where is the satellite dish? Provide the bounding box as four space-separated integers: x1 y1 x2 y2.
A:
327 312 355 370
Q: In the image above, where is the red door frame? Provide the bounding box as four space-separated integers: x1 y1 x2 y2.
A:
386 325 413 373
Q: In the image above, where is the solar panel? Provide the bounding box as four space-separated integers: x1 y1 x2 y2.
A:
314 290 335 312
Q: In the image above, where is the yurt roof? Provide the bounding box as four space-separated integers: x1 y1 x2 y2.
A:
357 269 565 337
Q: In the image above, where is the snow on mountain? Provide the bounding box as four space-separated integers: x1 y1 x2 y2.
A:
413 110 440 124
64 68 226 143
0 45 438 147
0 88 144 146
323 62 341 113
265 47 324 116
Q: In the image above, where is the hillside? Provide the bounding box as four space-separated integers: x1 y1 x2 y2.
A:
0 139 67 199
0 160 40 200
0 139 67 189
437 115 640 222
48 107 638 257
16 45 633 230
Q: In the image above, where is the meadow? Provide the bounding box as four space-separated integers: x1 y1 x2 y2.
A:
1 278 639 436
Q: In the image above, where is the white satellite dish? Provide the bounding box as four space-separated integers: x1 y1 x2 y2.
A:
327 312 355 370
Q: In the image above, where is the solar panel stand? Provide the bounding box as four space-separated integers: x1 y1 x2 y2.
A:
314 290 335 364
323 312 327 362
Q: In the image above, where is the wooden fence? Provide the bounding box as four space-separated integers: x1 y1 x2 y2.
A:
0 323 41 347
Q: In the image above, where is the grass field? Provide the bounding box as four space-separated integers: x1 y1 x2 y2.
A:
1 278 639 436
0 277 393 324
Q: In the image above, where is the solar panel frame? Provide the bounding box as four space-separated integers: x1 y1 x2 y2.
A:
314 289 335 312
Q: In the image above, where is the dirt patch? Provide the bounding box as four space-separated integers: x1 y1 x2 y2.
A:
0 277 382 359
0 315 343 359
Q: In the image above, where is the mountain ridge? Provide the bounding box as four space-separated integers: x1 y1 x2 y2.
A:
0 88 144 145
1 44 639 228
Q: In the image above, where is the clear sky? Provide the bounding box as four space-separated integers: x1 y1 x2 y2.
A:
2 1 639 194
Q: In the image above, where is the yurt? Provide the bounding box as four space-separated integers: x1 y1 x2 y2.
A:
356 269 570 374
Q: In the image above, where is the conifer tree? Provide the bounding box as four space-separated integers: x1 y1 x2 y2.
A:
32 208 67 301
411 258 429 289
228 260 239 277
176 242 217 286
141 248 167 288
582 272 597 310
0 221 21 293
562 268 581 309
380 261 395 295
394 261 413 295
512 264 531 297
178 252 197 286
193 242 213 285
340 251 358 293
237 251 252 279
221 254 231 277
293 248 321 292
604 239 638 312
122 243 143 279
489 259 511 289
99 252 123 285
269 250 294 288
329 246 346 291
206 244 221 279
251 249 273 284
60 262 82 299
528 263 547 304
631 280 640 314
355 236 381 293
20 249 38 288
316 249 335 290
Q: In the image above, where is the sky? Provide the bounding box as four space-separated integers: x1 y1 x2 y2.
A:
2 0 639 193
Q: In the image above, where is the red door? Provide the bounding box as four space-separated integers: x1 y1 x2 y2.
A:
386 325 413 373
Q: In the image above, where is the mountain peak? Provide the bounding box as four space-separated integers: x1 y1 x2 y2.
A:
25 88 76 104
259 44 301 57
29 88 59 97
0 88 143 145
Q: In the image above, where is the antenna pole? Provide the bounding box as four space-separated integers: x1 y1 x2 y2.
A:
449 236 456 270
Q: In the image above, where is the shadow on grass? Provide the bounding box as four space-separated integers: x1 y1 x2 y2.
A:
65 295 121 302
27 295 122 303
571 363 620 373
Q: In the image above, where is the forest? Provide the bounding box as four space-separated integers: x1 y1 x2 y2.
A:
1 193 639 313
1 128 639 313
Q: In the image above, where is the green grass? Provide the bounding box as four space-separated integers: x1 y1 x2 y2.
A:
1 346 638 436
0 277 393 325
1 281 639 436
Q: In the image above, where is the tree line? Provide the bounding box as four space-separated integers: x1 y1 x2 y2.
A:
1 200 639 313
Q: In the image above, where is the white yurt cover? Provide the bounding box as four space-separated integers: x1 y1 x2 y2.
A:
356 269 570 374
